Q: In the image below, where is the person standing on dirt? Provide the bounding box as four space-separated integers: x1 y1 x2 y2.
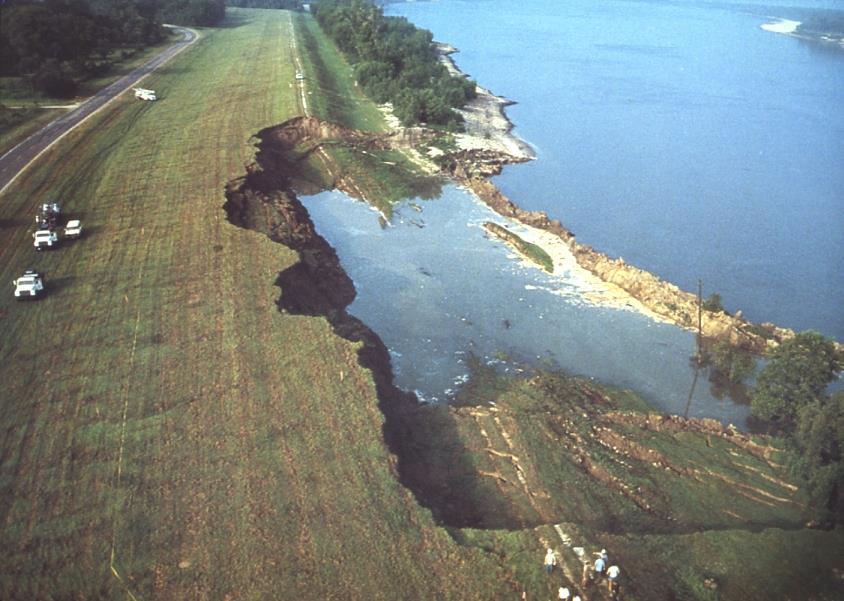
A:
558 586 571 600
593 554 606 583
607 565 620 595
597 548 608 564
544 548 557 574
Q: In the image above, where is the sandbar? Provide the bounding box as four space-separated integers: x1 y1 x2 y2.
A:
760 19 801 35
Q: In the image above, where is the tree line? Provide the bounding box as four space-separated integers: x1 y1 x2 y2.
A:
312 0 476 128
688 293 841 523
0 0 225 97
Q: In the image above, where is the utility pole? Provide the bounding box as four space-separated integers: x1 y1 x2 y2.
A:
696 279 703 363
685 279 704 419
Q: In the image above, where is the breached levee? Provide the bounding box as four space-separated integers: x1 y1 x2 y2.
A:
222 116 492 528
223 116 418 435
229 107 809 359
221 116 816 542
443 154 797 353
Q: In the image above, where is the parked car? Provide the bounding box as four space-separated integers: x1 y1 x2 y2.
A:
64 219 82 239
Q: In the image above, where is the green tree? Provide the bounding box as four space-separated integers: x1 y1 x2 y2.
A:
708 339 756 384
702 292 724 313
313 0 471 128
790 393 844 519
0 0 165 89
751 331 841 427
32 59 78 97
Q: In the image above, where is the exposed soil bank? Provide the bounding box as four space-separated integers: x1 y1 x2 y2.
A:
223 118 414 453
223 117 508 528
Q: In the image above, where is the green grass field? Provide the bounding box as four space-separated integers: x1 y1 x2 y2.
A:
484 222 554 272
1 8 841 601
0 9 505 599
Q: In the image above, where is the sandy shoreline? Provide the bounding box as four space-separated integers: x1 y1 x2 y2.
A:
435 44 676 323
435 43 536 161
501 219 674 323
760 18 844 49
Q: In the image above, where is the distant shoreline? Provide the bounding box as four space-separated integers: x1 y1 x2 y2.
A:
433 44 670 321
435 43 536 161
760 17 844 49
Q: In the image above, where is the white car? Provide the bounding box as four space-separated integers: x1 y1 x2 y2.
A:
134 87 157 101
64 219 82 239
13 270 44 299
33 229 58 250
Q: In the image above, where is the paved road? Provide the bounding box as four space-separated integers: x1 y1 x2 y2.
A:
0 25 199 196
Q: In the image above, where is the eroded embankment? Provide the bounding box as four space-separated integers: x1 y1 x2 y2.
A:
223 116 813 546
223 117 497 529
225 117 410 428
440 151 798 353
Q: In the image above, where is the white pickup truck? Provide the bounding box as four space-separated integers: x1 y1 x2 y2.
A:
33 229 58 250
13 270 45 299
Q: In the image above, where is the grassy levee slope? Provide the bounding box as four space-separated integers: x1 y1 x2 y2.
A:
0 9 507 599
402 365 844 600
292 14 443 216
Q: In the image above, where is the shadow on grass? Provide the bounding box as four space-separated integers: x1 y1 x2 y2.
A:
0 217 26 230
45 275 73 297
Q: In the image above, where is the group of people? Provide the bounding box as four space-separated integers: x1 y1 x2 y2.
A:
542 547 622 600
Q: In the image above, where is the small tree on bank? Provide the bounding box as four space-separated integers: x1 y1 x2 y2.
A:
751 331 843 521
752 331 841 427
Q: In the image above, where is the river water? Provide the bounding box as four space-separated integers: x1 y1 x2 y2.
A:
300 0 843 425
388 0 844 342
